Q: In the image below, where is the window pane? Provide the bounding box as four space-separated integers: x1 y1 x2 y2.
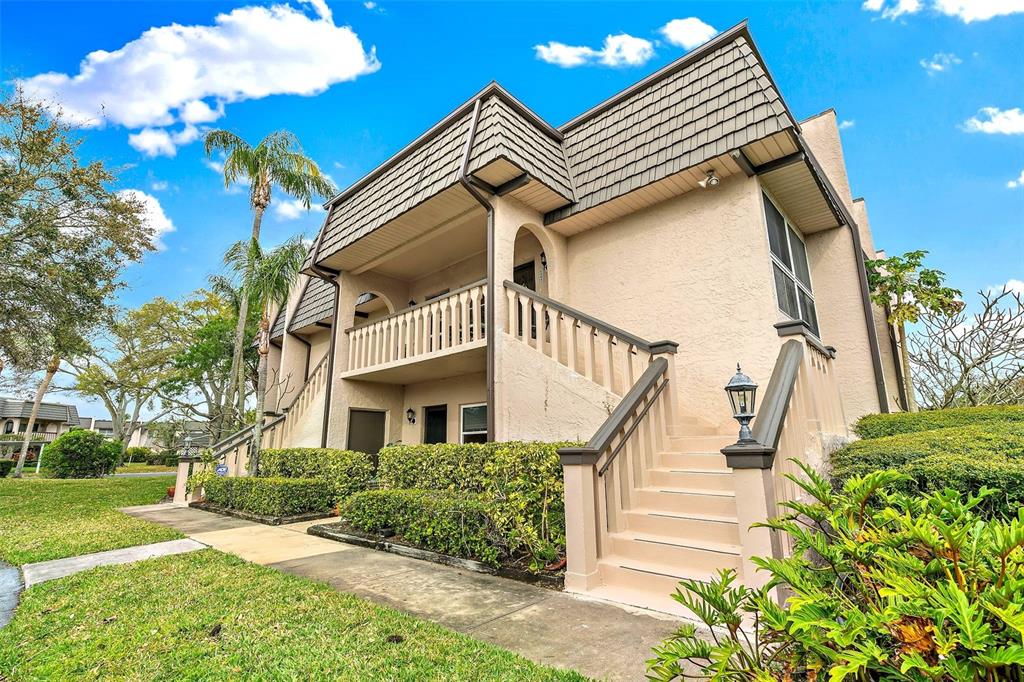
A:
463 432 487 444
763 194 790 267
461 405 487 433
773 264 799 318
788 227 812 290
799 290 820 337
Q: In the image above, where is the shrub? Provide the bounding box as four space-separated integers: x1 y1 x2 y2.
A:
0 460 13 478
203 477 331 517
853 404 1024 439
377 443 501 492
123 446 152 464
47 430 121 478
831 422 1024 517
258 448 373 503
162 454 178 467
648 463 1024 682
339 489 500 566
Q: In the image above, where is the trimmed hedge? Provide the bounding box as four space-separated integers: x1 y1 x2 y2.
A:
377 443 500 493
831 422 1024 517
203 477 332 517
339 489 500 566
257 448 373 503
0 460 13 478
123 447 152 464
47 430 121 478
852 405 1024 440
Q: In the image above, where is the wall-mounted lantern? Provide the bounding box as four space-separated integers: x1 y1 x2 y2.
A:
725 364 758 444
406 408 416 425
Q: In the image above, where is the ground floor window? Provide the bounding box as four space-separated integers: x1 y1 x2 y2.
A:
460 403 487 444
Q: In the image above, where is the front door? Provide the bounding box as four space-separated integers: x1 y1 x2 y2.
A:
423 404 447 444
348 409 386 462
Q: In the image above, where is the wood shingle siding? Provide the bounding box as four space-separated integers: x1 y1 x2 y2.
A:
287 276 336 332
269 307 286 341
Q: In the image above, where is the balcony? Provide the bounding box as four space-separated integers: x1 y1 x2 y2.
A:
0 432 59 444
341 280 487 383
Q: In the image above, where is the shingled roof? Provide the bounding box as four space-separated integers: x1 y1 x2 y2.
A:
288 276 336 332
0 398 79 424
308 21 797 270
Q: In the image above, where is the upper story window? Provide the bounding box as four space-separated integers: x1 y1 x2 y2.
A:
763 192 819 337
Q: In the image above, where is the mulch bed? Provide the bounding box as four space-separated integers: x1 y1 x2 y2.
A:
189 501 335 526
307 521 564 591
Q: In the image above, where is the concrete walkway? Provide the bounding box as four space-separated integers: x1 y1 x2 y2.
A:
0 562 21 628
21 539 205 588
123 504 679 681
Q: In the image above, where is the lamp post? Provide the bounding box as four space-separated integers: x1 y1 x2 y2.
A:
725 364 758 444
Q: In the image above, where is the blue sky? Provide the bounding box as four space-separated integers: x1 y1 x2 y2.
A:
3 0 1022 417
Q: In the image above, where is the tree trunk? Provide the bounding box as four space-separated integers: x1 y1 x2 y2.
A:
248 311 271 476
14 355 59 478
897 322 918 412
221 205 265 439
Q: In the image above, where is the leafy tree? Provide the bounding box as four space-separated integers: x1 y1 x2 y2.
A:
64 300 185 452
223 236 307 474
866 250 962 412
911 286 1024 408
1 89 153 476
203 129 334 438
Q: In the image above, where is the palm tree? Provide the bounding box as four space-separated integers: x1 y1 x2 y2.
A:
204 130 335 438
224 236 307 475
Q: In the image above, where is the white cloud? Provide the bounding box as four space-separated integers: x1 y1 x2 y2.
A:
119 190 175 249
1007 169 1024 188
535 33 654 68
963 107 1024 134
659 18 718 50
273 197 325 221
839 119 856 130
19 2 379 155
151 179 169 191
920 51 962 73
987 279 1024 295
203 157 225 174
863 0 1024 21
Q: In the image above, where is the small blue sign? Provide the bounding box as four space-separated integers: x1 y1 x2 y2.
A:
214 464 229 477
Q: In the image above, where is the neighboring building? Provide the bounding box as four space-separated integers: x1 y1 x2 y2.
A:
209 22 903 615
0 398 80 458
127 421 212 451
78 416 115 438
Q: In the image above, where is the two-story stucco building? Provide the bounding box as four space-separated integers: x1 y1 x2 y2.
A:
205 22 904 614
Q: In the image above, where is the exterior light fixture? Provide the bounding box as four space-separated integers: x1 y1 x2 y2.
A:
725 364 758 444
698 170 720 189
406 408 416 425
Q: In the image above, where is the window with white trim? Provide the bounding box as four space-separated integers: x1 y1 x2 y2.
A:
763 192 819 337
460 403 487 444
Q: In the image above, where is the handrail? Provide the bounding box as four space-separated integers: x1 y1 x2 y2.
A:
558 357 668 468
750 340 803 451
209 424 255 454
504 281 677 354
282 353 329 413
345 278 488 333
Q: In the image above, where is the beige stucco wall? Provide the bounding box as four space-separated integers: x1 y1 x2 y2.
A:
401 372 486 444
560 173 780 430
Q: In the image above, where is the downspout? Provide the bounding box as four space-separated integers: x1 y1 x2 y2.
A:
307 226 341 448
456 97 496 440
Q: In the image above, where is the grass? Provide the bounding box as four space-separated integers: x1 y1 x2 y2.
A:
114 463 176 474
0 477 182 565
0 550 587 681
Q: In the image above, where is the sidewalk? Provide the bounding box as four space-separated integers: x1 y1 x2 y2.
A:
122 504 679 681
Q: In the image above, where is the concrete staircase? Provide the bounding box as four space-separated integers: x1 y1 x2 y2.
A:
585 431 741 617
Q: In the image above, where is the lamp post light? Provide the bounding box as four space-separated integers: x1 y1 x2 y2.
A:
406 408 416 425
182 434 193 459
725 364 758 444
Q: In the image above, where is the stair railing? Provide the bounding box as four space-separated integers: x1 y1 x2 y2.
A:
504 281 678 398
557 356 675 593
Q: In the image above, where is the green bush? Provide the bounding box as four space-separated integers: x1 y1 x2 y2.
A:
0 460 13 478
377 443 501 492
831 422 1024 517
162 454 178 467
339 489 500 566
853 404 1024 439
123 446 152 464
258 448 373 503
203 477 331 517
47 430 121 478
648 464 1024 682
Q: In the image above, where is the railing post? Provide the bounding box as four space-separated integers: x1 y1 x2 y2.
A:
649 341 679 435
173 450 202 505
558 447 601 592
720 443 781 590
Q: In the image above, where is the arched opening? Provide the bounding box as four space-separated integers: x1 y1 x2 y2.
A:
3 420 12 434
352 291 395 327
512 225 550 297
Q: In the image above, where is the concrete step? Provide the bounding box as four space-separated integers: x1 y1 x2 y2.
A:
624 509 740 544
610 532 741 574
636 486 737 516
655 451 729 471
667 434 732 453
591 559 717 618
646 467 734 492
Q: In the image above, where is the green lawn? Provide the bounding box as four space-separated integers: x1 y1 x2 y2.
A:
115 462 176 474
0 549 586 681
0 477 182 565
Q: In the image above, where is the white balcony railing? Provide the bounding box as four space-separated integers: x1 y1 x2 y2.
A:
346 279 487 373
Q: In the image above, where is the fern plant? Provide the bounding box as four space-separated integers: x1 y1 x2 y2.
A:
648 462 1024 681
